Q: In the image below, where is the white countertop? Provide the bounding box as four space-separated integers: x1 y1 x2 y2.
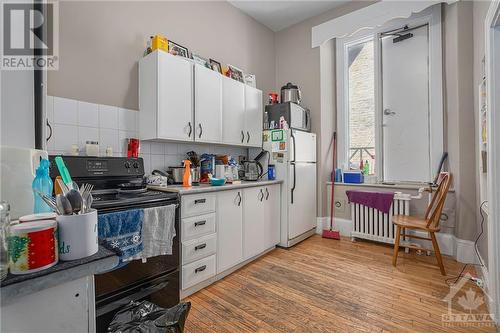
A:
148 180 283 195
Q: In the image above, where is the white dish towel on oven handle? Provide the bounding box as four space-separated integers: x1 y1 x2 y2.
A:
126 204 176 263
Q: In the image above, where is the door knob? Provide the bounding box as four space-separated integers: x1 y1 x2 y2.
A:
383 109 396 116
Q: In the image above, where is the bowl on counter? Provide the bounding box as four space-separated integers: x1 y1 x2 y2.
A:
210 178 226 186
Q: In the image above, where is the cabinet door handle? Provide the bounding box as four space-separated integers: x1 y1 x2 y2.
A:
194 198 206 204
258 189 264 202
194 220 206 227
236 192 242 206
265 188 269 200
46 119 53 142
188 122 192 137
241 130 245 143
195 265 207 273
194 243 207 251
198 123 203 138
246 131 250 143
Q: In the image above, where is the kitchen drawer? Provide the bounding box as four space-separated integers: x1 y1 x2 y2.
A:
181 193 216 218
182 255 216 290
182 233 217 265
181 213 216 241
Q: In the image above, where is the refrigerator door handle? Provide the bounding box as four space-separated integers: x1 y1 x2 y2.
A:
290 131 296 163
291 162 296 204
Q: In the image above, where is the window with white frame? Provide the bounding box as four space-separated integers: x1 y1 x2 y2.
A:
335 6 443 183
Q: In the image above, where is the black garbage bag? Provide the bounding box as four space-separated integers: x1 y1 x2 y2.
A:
107 301 191 333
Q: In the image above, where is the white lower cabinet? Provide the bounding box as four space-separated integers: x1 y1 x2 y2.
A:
243 187 266 259
182 255 216 290
180 185 281 295
217 190 243 273
264 185 281 249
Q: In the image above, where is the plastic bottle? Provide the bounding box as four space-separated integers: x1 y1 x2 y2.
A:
32 159 54 213
363 160 370 175
182 160 192 187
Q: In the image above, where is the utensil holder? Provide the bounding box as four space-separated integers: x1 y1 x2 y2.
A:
57 209 98 261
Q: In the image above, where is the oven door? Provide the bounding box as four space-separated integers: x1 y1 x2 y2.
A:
94 203 180 302
96 270 180 333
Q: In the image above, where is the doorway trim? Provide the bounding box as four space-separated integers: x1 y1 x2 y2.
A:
485 0 500 323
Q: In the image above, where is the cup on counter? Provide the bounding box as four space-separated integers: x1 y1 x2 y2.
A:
56 209 98 261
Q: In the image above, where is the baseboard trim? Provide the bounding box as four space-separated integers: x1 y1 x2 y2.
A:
316 217 479 264
474 251 493 317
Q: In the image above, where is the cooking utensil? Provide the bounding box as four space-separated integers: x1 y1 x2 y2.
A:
56 194 73 215
56 177 70 195
54 156 76 190
168 166 185 184
66 189 83 214
34 190 60 214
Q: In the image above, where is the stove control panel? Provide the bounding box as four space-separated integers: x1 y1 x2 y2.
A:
49 156 145 178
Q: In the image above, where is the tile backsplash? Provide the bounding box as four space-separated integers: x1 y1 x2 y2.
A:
46 96 247 174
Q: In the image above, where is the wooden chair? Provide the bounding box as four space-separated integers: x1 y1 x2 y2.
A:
392 173 453 275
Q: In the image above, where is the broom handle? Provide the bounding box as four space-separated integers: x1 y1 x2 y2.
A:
330 132 337 230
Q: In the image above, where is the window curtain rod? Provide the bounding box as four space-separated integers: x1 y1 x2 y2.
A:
380 23 428 37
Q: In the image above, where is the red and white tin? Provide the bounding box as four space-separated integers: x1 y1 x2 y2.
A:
8 219 58 274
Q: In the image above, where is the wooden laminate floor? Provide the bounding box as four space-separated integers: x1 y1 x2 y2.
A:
184 235 496 332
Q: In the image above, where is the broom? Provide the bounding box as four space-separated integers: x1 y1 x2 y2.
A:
322 132 341 240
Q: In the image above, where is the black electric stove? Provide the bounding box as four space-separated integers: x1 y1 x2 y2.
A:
49 156 180 332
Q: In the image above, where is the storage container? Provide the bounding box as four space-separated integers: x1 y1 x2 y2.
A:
343 171 364 184
57 209 98 261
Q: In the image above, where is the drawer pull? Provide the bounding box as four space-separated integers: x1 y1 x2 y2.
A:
194 220 206 227
194 198 206 204
195 265 207 273
194 243 207 251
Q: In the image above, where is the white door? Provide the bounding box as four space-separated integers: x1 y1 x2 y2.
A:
263 185 280 249
244 86 263 147
222 76 245 145
288 163 316 240
194 65 222 143
381 25 430 182
158 52 193 141
217 190 243 273
290 130 316 163
243 187 265 259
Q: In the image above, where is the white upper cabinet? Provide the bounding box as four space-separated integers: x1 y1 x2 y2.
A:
139 51 262 147
222 76 246 145
244 86 263 147
194 65 222 143
139 51 193 142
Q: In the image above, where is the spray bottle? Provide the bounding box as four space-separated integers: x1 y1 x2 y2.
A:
183 160 192 187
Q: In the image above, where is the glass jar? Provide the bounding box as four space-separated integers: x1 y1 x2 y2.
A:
0 201 10 280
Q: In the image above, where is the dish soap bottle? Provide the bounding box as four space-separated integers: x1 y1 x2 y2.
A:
32 159 53 213
363 160 370 175
183 160 192 187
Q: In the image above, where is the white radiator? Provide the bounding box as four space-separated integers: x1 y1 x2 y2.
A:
350 192 411 245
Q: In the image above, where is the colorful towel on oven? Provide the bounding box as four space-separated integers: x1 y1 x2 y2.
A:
346 190 395 214
98 209 144 261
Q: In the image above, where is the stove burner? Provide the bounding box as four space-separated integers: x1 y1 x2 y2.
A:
117 187 148 195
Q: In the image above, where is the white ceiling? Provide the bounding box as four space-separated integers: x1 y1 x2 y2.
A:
228 1 350 32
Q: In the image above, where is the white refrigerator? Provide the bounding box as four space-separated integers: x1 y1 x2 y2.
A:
263 129 317 248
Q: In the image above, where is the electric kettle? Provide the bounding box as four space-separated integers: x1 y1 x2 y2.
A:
242 160 263 181
280 82 301 104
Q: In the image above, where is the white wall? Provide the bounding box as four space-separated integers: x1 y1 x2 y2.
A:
1 71 35 149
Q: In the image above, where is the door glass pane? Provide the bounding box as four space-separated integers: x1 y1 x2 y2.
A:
347 40 375 174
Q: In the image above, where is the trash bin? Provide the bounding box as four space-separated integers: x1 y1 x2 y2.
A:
107 301 191 333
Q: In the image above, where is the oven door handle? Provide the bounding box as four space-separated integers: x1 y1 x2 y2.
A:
96 281 170 317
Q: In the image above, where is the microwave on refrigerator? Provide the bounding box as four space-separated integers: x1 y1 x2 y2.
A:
265 102 311 132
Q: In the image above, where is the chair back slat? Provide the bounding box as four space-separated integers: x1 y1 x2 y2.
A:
425 173 452 229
